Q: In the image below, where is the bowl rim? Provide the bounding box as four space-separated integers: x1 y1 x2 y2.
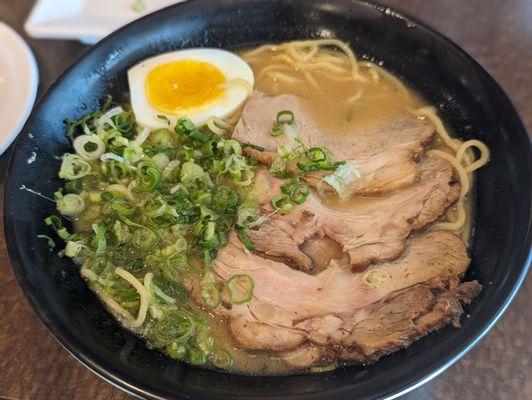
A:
4 0 532 399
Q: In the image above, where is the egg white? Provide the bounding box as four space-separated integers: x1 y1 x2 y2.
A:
128 48 254 129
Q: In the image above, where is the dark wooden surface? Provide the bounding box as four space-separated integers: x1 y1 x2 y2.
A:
0 1 530 399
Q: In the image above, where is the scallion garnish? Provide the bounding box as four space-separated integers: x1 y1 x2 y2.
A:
47 104 259 369
157 114 171 125
136 161 161 191
271 193 293 214
270 110 295 137
227 274 254 304
237 226 255 251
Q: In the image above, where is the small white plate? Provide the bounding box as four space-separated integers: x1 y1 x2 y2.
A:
0 23 38 155
25 0 186 44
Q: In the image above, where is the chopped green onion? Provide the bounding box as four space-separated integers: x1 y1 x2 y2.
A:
180 161 205 185
102 159 130 182
175 117 210 142
44 215 71 240
59 154 92 180
276 110 295 125
143 198 167 217
64 180 82 194
112 220 132 243
132 227 159 251
90 223 107 254
188 348 207 365
201 284 221 308
151 128 174 147
101 191 136 216
296 162 318 172
305 147 327 163
270 110 295 137
73 134 106 161
111 111 135 138
321 162 362 199
227 274 254 304
37 234 56 248
271 193 293 214
201 140 215 156
237 200 259 227
64 240 83 257
166 342 187 359
162 160 181 181
209 348 234 369
162 252 188 283
298 157 345 172
223 139 242 156
156 115 171 125
270 125 284 137
151 152 170 170
241 142 265 152
289 183 309 205
237 227 255 251
153 310 196 343
136 161 161 191
57 193 85 216
212 186 239 212
269 158 289 178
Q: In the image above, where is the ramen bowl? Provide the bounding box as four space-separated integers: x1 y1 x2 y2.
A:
4 0 531 399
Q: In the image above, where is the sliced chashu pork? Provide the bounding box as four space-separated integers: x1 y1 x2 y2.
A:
281 281 480 368
212 230 479 366
248 155 460 270
233 92 435 196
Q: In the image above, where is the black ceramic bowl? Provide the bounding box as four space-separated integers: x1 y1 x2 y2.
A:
4 0 531 399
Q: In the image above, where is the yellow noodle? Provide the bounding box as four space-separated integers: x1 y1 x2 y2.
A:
115 267 151 328
428 149 470 199
286 44 319 62
243 39 365 83
316 71 354 82
258 63 293 78
241 44 278 58
364 63 411 99
457 139 490 173
416 107 461 151
267 71 303 84
95 287 137 325
433 202 466 231
288 39 363 80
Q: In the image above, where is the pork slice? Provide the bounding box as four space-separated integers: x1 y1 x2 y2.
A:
229 314 305 352
233 92 434 196
233 92 434 158
248 155 460 270
280 345 324 369
336 281 481 364
303 149 421 197
214 230 471 353
246 222 313 273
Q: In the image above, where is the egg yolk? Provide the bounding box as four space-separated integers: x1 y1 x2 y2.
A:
145 60 226 115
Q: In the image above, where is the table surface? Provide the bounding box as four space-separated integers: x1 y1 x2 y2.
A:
0 1 530 399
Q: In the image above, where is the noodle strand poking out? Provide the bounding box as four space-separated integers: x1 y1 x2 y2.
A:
242 39 366 89
418 107 490 233
115 267 152 328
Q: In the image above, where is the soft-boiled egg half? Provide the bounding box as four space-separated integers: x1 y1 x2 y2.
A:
128 48 254 129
